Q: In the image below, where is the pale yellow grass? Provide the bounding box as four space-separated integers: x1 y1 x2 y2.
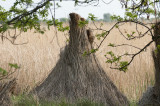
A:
0 22 155 101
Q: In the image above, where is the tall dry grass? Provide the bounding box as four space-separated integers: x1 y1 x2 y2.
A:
0 22 155 101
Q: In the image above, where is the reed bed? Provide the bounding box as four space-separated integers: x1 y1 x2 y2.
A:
0 22 155 101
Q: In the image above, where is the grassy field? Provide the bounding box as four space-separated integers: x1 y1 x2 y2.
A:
0 22 155 103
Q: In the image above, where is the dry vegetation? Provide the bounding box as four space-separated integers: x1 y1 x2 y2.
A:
0 22 155 101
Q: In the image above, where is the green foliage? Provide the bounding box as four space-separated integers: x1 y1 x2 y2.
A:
127 34 132 38
106 51 115 57
157 45 160 50
82 51 88 56
88 13 97 21
119 61 128 72
108 43 115 47
111 15 123 21
54 19 69 32
0 67 7 76
96 31 108 40
46 20 53 30
115 25 119 28
155 45 160 53
100 23 103 27
123 0 157 20
9 63 20 69
90 49 98 53
126 31 135 38
0 0 55 34
82 49 98 57
0 63 20 80
105 51 129 72
78 20 88 27
58 26 69 32
75 0 79 6
125 12 138 20
105 51 121 64
56 3 61 8
145 8 154 14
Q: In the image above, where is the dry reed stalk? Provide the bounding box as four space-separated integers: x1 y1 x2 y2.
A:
0 22 155 101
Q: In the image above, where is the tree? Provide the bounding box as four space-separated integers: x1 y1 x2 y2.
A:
103 13 111 22
1 0 160 105
138 22 160 106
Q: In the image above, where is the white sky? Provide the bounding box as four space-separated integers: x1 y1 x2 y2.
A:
0 0 125 19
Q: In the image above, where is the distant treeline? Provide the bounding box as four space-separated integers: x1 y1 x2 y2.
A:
58 13 160 23
0 13 158 24
58 13 113 22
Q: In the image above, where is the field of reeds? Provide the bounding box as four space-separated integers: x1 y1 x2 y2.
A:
0 22 155 102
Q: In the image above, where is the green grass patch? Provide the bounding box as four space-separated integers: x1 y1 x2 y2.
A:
11 94 140 106
11 94 105 106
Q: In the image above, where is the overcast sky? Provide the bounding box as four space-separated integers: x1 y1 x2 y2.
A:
0 0 125 19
